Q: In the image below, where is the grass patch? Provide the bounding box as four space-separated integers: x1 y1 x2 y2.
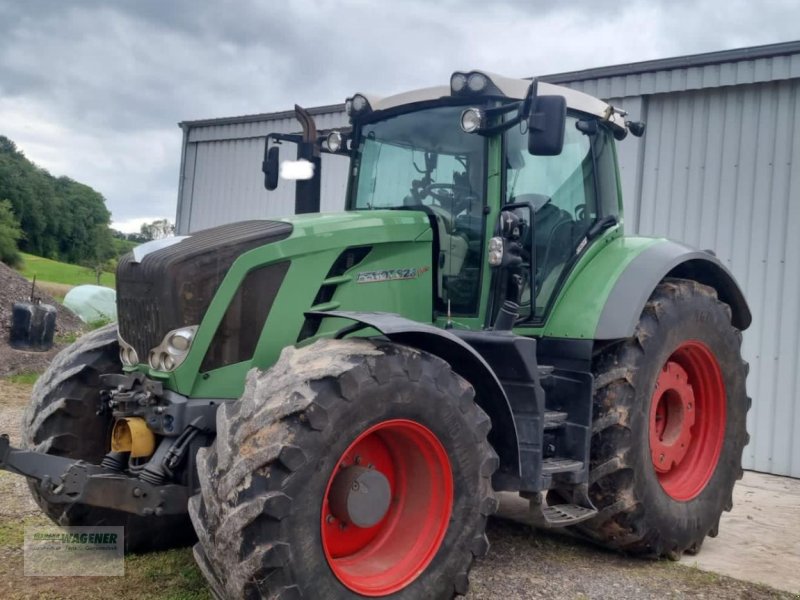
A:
0 515 50 548
55 331 82 345
126 549 210 599
6 372 40 385
17 252 115 288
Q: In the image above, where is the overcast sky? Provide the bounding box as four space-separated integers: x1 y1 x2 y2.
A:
1 0 797 232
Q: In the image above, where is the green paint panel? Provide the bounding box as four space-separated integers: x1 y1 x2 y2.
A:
167 210 433 398
516 232 660 339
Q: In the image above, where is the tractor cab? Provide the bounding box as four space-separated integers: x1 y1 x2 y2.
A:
263 71 641 330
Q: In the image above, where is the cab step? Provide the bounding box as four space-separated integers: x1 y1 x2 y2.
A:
530 502 598 528
543 410 568 429
541 457 583 474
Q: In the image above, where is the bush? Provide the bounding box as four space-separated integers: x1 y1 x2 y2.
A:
0 199 23 267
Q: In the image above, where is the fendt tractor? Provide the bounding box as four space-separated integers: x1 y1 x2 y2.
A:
0 71 751 599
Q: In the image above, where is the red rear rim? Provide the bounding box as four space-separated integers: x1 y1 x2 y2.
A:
649 340 726 501
321 419 454 596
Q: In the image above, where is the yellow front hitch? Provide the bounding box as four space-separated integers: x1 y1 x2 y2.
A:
111 417 156 458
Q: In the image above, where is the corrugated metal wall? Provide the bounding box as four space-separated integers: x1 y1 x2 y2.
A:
631 80 800 477
176 51 800 477
177 110 349 233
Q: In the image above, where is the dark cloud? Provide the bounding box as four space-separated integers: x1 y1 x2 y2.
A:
0 0 797 229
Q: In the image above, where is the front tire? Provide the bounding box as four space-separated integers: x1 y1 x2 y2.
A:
577 278 749 558
189 338 498 599
22 324 196 553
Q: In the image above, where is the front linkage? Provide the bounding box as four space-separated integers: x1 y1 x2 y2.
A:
0 372 220 518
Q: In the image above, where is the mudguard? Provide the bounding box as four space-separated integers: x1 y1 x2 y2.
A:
306 310 521 486
595 240 752 340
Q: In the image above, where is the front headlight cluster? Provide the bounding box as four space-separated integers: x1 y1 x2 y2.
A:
148 326 199 372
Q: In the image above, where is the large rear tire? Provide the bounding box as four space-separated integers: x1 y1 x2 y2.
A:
576 278 749 558
189 338 498 599
22 324 196 553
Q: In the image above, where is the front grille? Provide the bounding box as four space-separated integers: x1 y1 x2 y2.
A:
117 220 293 360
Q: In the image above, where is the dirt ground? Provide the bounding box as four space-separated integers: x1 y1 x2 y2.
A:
1 378 796 599
0 262 84 377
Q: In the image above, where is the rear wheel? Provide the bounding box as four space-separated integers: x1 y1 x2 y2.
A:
577 278 749 558
190 338 498 599
22 325 196 552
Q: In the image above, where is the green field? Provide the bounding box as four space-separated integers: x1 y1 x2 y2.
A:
16 252 116 288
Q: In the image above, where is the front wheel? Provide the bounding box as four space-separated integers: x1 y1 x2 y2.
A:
576 278 750 558
190 338 498 599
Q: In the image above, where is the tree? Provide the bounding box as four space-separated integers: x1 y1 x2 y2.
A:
0 135 115 266
0 199 23 267
139 219 175 241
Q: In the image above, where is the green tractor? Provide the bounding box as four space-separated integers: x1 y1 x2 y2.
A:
0 71 750 599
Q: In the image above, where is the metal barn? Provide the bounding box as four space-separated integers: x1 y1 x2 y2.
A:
175 41 800 477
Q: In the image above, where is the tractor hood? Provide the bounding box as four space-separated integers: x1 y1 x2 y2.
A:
116 210 433 383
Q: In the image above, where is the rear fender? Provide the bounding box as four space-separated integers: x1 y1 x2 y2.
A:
306 310 521 487
595 240 752 340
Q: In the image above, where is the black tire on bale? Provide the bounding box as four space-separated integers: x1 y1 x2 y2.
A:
189 338 498 600
574 278 749 558
22 324 196 553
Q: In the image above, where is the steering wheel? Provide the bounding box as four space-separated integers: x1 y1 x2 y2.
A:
421 183 475 204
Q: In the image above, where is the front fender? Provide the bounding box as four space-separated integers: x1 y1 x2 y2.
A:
306 310 521 488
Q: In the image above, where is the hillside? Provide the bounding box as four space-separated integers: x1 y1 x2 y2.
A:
17 252 115 288
0 136 114 266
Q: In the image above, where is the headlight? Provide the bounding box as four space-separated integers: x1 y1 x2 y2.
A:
326 131 344 153
148 325 198 372
460 108 484 133
346 94 372 119
467 72 488 93
450 72 467 93
488 237 504 266
118 334 139 367
450 70 502 98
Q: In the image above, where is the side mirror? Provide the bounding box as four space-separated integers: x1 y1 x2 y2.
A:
528 95 566 156
263 145 280 190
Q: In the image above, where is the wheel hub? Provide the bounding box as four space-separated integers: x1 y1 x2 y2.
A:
328 466 391 528
648 340 727 501
650 362 695 473
321 419 453 596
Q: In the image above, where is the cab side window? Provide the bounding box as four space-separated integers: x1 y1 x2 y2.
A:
504 116 597 318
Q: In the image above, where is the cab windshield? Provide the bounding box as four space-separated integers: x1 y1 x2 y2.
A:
350 105 487 315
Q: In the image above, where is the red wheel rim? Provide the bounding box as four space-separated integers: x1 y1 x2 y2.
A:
321 419 454 596
649 340 726 501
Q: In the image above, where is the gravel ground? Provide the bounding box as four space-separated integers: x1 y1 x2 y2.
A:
0 262 85 377
0 377 794 599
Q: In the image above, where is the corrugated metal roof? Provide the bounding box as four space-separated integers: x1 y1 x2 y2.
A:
544 41 800 99
179 103 344 129
542 40 800 84
179 41 800 136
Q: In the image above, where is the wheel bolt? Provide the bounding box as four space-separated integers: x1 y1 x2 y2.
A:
354 455 361 465
326 514 335 524
659 454 665 463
